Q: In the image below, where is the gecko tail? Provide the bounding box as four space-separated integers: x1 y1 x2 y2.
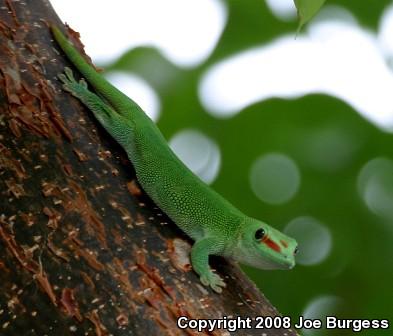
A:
50 25 145 120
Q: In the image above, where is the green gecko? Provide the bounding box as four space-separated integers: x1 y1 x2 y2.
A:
51 26 298 293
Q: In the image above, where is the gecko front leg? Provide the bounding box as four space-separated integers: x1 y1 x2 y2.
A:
191 237 226 293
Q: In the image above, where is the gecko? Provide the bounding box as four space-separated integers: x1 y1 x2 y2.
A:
50 25 298 293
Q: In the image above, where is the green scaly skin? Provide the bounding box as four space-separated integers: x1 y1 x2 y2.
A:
51 26 298 293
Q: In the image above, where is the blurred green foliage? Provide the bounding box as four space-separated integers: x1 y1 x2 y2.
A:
107 1 393 334
294 0 327 31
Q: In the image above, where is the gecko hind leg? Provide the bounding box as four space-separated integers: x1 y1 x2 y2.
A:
61 67 142 121
59 67 134 146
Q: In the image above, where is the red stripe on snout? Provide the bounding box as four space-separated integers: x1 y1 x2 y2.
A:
262 236 281 253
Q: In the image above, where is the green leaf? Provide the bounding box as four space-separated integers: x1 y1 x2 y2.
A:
294 0 327 32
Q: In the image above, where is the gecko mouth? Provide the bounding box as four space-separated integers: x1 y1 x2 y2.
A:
257 252 295 270
287 261 295 269
273 255 295 270
283 258 295 269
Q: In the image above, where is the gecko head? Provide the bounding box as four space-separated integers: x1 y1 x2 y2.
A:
235 217 298 270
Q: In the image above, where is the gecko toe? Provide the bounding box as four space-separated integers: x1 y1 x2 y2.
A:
58 73 68 84
199 272 226 293
200 275 210 287
212 284 222 293
64 67 75 81
79 78 88 88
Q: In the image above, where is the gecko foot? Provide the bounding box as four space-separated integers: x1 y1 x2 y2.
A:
58 67 88 97
200 271 226 293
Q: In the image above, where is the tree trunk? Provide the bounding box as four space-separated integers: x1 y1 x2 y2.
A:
0 1 298 335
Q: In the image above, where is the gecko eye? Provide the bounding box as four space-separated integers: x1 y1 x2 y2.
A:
255 228 265 240
294 246 299 255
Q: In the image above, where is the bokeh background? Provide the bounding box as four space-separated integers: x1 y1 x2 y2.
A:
50 0 393 334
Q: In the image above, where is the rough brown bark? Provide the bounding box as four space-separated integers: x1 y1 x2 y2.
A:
0 1 298 335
